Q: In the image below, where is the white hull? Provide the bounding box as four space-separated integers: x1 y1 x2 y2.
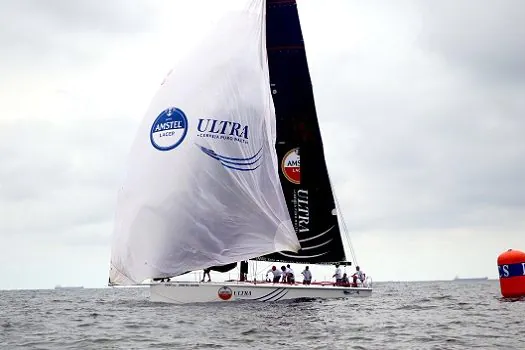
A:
149 281 372 304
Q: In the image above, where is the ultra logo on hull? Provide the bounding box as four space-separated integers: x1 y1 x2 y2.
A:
282 148 300 184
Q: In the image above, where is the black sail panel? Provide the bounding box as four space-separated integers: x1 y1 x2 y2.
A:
207 262 238 273
256 0 346 264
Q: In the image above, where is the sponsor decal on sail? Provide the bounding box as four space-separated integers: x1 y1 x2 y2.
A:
294 189 309 234
282 148 300 184
196 118 249 145
196 144 263 172
196 118 263 171
150 107 189 151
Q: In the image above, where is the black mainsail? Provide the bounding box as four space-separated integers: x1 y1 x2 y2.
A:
255 0 348 264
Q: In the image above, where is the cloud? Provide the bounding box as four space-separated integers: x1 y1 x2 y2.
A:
353 227 523 282
417 0 525 84
0 0 156 68
0 234 111 290
0 117 131 236
294 1 525 236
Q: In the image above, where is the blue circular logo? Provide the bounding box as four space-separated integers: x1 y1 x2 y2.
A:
150 107 188 151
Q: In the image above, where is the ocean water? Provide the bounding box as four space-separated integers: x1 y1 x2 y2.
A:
1 281 523 350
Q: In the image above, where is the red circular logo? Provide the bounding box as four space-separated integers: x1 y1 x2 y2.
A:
282 148 300 184
217 286 233 301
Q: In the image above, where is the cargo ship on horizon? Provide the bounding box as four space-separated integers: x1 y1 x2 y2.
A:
453 276 488 282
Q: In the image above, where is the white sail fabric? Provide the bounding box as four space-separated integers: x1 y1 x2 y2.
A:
109 0 300 285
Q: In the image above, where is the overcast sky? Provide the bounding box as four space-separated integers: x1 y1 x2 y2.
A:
1 0 523 289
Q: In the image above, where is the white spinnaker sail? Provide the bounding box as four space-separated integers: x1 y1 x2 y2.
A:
109 0 300 285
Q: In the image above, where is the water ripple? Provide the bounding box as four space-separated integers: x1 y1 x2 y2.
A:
0 281 524 349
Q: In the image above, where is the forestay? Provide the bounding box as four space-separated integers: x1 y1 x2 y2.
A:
109 0 300 285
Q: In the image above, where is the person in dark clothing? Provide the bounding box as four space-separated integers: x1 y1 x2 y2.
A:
286 264 295 284
153 277 171 283
201 268 211 282
240 260 249 281
341 273 350 287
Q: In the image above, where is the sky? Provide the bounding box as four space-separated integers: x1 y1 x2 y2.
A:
1 0 524 290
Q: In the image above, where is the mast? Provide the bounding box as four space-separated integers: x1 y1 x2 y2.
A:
255 0 348 264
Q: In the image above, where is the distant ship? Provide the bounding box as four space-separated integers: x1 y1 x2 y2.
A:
54 285 84 289
453 276 488 282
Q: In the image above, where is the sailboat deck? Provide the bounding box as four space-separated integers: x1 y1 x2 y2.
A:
148 280 372 291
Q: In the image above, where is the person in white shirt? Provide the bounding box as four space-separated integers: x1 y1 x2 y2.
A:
333 264 342 286
285 264 295 284
351 266 365 286
267 266 282 283
301 266 312 285
280 266 287 283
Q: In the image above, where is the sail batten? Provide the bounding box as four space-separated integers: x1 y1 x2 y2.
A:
255 0 347 264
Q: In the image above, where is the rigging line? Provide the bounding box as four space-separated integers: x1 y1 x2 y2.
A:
248 260 258 281
252 261 274 280
337 192 358 266
326 172 359 267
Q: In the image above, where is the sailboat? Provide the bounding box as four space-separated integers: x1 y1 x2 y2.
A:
108 0 372 303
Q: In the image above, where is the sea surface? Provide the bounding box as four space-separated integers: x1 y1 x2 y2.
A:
1 281 524 350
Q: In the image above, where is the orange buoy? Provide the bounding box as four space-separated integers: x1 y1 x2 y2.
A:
497 249 525 298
